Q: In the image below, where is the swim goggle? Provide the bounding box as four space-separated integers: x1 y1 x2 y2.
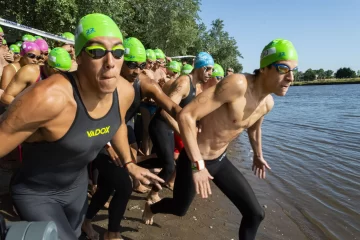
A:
84 45 125 59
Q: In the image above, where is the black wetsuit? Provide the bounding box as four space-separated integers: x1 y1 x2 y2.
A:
150 150 265 240
85 78 142 232
11 73 121 240
149 75 196 191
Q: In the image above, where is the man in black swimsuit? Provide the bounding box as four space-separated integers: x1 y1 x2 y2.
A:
0 13 163 240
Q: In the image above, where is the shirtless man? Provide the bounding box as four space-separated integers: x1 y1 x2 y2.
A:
0 42 41 91
146 52 214 203
0 13 163 240
1 47 72 105
143 39 298 240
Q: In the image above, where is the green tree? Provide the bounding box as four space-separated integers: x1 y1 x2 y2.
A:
294 71 304 81
335 67 356 78
303 69 316 81
199 19 243 73
325 70 334 79
316 68 325 79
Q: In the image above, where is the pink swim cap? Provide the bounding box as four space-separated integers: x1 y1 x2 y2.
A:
34 39 49 52
20 41 41 56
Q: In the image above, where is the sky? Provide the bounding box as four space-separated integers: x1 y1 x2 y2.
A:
198 0 360 73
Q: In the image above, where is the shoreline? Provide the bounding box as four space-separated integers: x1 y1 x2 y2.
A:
292 78 360 86
0 166 313 240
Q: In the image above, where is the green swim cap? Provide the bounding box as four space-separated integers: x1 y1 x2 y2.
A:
0 27 3 33
34 36 43 39
124 37 146 62
22 34 36 42
75 13 123 57
146 49 156 61
61 32 75 41
212 63 225 77
2 39 6 45
181 64 193 75
260 39 298 68
48 47 72 71
10 44 20 53
154 49 165 59
167 61 181 73
16 41 23 47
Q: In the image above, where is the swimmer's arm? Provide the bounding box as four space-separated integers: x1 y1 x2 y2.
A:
0 66 38 105
111 82 135 166
247 96 274 158
141 76 182 134
0 85 66 157
160 76 190 135
0 66 13 90
178 74 247 163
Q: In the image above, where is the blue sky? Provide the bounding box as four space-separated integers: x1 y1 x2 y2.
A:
198 0 360 73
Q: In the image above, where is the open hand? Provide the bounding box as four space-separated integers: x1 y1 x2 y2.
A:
192 168 213 198
252 155 271 179
127 164 164 190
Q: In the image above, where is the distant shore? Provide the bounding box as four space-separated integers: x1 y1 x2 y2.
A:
292 78 360 86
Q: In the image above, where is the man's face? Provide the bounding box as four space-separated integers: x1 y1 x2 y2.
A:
199 66 213 83
77 36 125 94
155 58 165 69
62 44 75 60
23 49 42 65
121 61 146 82
226 68 234 76
263 60 298 96
145 59 154 70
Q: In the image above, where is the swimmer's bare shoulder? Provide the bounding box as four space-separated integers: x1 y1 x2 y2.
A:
182 73 247 119
117 75 135 113
0 73 71 156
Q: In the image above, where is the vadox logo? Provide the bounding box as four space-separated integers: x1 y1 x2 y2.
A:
86 126 110 138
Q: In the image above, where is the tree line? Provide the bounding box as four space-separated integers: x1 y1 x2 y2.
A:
0 0 243 72
295 67 359 81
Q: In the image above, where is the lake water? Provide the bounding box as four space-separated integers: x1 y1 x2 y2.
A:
230 84 360 240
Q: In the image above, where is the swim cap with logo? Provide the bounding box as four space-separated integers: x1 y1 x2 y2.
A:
35 39 49 52
61 32 75 41
22 34 36 42
212 63 225 77
75 13 123 56
16 41 23 47
146 49 156 61
260 39 298 68
124 37 146 62
167 61 181 73
154 49 165 59
47 47 72 71
34 36 43 39
181 64 193 75
21 41 40 56
10 44 20 54
194 52 214 69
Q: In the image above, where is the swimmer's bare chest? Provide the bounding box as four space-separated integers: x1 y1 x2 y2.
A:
197 96 267 157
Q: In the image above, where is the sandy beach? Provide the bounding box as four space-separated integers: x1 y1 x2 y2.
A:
0 165 310 240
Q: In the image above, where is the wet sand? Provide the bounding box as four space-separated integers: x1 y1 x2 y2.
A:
0 167 309 240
